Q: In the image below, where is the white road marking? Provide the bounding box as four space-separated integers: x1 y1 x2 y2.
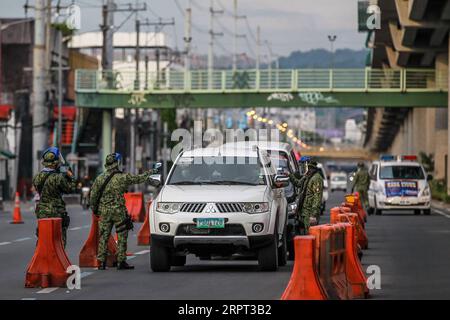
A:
37 287 59 294
68 225 90 231
21 298 37 300
127 255 137 260
135 250 150 255
81 271 94 279
0 242 11 246
14 237 31 242
433 209 450 219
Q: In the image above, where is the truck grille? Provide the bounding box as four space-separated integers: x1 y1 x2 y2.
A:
216 203 243 213
180 203 207 213
176 224 246 236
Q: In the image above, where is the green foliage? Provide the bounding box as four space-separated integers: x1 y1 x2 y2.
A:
430 179 450 203
278 49 369 68
52 23 75 37
419 152 434 173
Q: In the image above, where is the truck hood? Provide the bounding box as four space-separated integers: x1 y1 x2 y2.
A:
159 185 268 203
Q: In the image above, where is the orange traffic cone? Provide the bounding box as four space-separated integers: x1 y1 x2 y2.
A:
10 192 24 224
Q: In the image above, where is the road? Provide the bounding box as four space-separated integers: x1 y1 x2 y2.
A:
1 192 450 300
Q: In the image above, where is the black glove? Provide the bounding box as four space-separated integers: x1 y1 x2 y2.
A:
116 215 134 233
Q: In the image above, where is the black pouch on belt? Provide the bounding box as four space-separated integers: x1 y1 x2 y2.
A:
61 214 71 228
116 215 134 233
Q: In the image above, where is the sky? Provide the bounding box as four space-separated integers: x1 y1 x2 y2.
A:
0 0 366 59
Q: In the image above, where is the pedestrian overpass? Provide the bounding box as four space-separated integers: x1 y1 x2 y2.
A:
75 68 448 109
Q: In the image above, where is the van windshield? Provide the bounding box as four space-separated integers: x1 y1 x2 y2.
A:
379 166 424 180
168 156 267 186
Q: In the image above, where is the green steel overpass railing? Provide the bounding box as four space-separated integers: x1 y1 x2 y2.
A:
75 68 448 93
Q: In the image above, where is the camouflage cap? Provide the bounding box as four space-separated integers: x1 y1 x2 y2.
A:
42 147 60 167
104 152 121 170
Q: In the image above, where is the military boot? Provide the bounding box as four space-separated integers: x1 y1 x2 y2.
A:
117 261 135 270
98 261 107 270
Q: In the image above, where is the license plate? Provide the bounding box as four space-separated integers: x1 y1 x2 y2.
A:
196 218 225 229
399 199 410 205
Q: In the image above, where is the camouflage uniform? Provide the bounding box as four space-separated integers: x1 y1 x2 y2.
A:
32 150 77 248
290 164 323 234
90 154 159 264
353 165 370 208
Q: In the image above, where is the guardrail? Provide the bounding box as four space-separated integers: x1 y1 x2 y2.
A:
75 68 448 93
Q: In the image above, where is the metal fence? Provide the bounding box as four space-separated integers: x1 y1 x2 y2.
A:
75 68 449 93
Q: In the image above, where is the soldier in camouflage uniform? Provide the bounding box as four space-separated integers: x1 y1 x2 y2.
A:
289 159 323 234
352 162 371 209
90 153 160 270
32 147 77 248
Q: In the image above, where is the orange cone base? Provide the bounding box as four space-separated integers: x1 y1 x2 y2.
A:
79 214 118 268
343 224 369 299
137 207 151 246
25 218 71 288
281 236 328 300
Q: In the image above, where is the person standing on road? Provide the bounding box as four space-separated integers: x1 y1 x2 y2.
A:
90 153 161 270
32 147 77 248
289 158 323 234
352 161 371 210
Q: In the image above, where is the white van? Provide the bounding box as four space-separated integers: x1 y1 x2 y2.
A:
149 145 289 272
367 155 432 215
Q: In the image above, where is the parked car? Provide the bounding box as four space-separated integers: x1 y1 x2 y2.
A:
330 172 348 192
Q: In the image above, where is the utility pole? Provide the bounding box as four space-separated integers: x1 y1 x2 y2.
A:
256 25 261 71
32 0 47 176
184 7 192 75
101 1 146 169
232 0 246 72
101 0 115 168
328 34 337 69
208 0 223 89
140 18 175 87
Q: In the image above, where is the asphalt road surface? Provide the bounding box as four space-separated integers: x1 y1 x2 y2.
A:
1 192 450 300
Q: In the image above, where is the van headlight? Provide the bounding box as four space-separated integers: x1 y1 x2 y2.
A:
156 202 182 214
422 186 431 197
242 202 270 214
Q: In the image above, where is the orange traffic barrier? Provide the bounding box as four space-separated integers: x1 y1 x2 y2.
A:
344 193 366 227
124 192 146 222
281 235 328 300
79 213 118 267
309 224 350 300
331 207 363 258
25 218 71 288
337 215 369 299
353 192 368 223
340 205 368 250
137 201 152 246
10 192 24 224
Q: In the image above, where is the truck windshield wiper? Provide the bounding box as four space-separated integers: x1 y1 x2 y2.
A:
203 181 259 186
170 181 201 185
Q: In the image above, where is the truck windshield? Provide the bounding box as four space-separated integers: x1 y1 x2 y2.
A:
379 166 424 180
168 156 267 186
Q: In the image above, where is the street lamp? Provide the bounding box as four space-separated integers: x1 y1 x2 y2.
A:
327 35 337 69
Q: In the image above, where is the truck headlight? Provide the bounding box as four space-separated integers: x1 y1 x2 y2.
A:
242 202 270 214
422 186 431 197
156 202 182 214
